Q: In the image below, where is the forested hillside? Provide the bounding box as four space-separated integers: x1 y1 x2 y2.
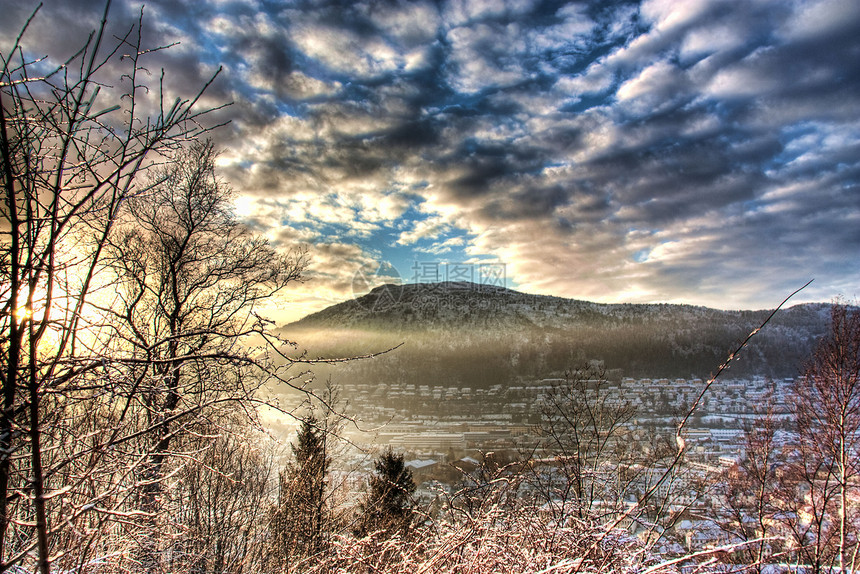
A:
287 282 832 385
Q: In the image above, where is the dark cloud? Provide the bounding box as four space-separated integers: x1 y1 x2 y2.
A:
374 117 443 148
7 0 858 315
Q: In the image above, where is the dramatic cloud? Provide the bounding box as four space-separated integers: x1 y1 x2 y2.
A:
5 0 858 322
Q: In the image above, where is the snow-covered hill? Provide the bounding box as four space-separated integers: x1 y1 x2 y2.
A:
285 282 832 381
290 281 828 332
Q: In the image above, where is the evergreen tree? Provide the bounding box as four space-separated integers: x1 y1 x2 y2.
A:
269 416 330 570
357 449 416 537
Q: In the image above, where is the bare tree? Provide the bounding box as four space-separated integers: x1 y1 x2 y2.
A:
529 365 638 524
717 403 784 572
777 431 842 574
714 303 860 574
101 139 304 509
0 1 230 571
787 303 860 573
0 3 322 572
171 419 276 574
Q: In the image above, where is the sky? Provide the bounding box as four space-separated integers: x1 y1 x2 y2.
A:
3 0 859 323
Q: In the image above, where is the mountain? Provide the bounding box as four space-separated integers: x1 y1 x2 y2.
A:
284 282 832 384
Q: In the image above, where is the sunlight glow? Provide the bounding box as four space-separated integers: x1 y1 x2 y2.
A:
13 305 33 323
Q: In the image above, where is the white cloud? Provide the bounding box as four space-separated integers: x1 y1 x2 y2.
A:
640 0 714 33
780 0 860 41
367 1 440 45
443 0 537 26
555 63 614 97
616 60 679 101
608 0 717 70
445 23 530 93
680 21 748 59
704 51 780 98
244 67 343 98
528 3 595 51
101 0 859 314
416 236 466 255
292 23 402 78
397 216 450 245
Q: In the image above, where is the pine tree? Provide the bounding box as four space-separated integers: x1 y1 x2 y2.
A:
357 449 416 537
269 416 330 571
